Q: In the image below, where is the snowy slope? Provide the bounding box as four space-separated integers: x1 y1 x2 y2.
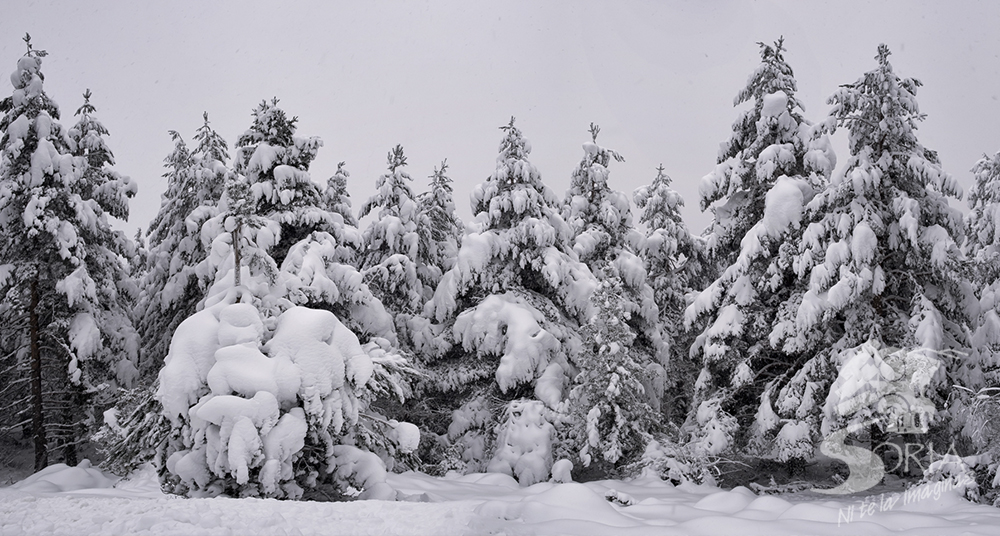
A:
4 463 1000 535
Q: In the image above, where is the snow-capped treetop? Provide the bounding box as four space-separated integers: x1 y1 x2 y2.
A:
146 114 228 251
67 89 137 221
966 150 1000 268
699 37 834 261
428 118 592 324
324 161 358 228
470 117 565 231
234 98 323 217
194 111 229 166
562 123 632 267
359 145 419 227
634 165 684 236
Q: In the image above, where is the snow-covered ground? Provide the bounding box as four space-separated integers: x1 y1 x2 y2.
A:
3 463 1000 535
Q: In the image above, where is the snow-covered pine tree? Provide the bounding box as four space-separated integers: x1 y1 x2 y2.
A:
324 161 359 229
962 150 1000 391
135 113 229 376
418 159 463 288
561 124 666 422
156 102 417 499
193 99 390 342
766 44 975 459
358 145 428 341
414 118 597 485
633 164 709 423
0 36 139 469
682 38 835 458
569 279 661 474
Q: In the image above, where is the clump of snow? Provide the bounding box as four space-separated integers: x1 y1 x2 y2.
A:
488 400 555 486
453 294 560 393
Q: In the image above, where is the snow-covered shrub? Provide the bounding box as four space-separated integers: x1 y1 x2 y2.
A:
488 399 555 486
157 291 417 499
948 386 1000 505
637 434 720 486
919 454 981 503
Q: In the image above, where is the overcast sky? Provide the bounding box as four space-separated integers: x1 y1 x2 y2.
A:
3 1 999 236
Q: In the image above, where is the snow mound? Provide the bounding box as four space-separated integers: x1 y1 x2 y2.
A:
12 460 117 493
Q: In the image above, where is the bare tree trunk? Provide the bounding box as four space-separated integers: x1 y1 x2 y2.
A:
29 274 47 471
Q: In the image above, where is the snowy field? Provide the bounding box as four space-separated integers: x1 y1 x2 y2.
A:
3 463 1000 535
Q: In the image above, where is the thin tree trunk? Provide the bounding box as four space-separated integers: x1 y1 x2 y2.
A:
29 274 47 471
232 224 242 288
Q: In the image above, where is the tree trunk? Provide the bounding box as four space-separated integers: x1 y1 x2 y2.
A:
232 224 242 288
29 274 47 471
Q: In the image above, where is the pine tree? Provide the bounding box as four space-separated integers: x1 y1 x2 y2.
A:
682 38 835 457
0 36 138 469
958 151 1000 392
418 159 463 287
569 279 661 473
135 114 228 376
633 165 708 423
359 145 428 334
562 124 666 415
414 118 597 484
766 44 974 459
156 102 416 499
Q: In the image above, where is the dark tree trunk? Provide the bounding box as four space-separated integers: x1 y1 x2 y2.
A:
232 225 242 288
29 274 47 471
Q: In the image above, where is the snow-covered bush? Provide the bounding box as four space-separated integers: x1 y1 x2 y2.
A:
157 291 417 499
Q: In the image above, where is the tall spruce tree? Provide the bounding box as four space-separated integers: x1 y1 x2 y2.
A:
683 38 835 457
963 150 1000 391
633 165 708 423
135 114 229 376
561 124 667 441
0 36 138 469
413 118 598 484
359 145 429 341
764 45 975 460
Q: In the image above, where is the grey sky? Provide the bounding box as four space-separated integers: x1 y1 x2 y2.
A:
3 1 999 236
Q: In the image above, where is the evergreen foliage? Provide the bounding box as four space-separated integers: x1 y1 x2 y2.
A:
683 38 835 458
135 114 229 376
763 45 974 461
0 35 138 469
